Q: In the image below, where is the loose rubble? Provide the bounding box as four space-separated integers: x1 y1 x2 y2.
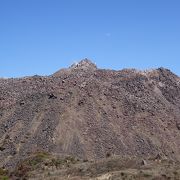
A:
0 59 180 170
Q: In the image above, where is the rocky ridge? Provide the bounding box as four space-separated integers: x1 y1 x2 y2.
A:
0 59 180 170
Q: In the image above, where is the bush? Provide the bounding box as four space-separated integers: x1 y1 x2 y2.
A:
0 168 9 180
0 168 8 176
0 176 9 180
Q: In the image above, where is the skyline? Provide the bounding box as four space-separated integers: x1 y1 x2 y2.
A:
0 0 180 77
1 58 179 78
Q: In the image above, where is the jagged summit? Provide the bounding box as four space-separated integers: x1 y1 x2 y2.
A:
53 59 179 79
69 58 97 71
53 59 97 76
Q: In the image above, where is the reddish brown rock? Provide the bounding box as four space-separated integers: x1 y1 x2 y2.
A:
0 59 180 169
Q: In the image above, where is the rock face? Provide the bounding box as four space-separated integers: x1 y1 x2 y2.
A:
69 59 97 71
0 59 180 169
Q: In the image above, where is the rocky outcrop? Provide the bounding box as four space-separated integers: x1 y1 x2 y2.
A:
0 59 180 169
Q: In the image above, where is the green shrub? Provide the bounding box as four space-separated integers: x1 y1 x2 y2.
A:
0 176 9 180
0 168 8 176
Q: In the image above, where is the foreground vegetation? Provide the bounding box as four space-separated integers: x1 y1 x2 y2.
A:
1 152 180 180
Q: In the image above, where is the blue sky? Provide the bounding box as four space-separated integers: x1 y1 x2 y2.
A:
0 0 180 77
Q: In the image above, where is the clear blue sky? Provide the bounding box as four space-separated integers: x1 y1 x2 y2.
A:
0 0 180 77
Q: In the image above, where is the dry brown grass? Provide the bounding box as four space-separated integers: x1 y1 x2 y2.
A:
7 153 180 180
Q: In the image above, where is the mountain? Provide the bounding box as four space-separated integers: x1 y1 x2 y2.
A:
0 59 180 171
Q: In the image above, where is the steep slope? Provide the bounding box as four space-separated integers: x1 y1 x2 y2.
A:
0 59 180 169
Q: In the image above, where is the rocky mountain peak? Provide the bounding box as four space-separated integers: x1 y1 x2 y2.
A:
1 60 180 171
70 58 97 71
53 59 97 76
